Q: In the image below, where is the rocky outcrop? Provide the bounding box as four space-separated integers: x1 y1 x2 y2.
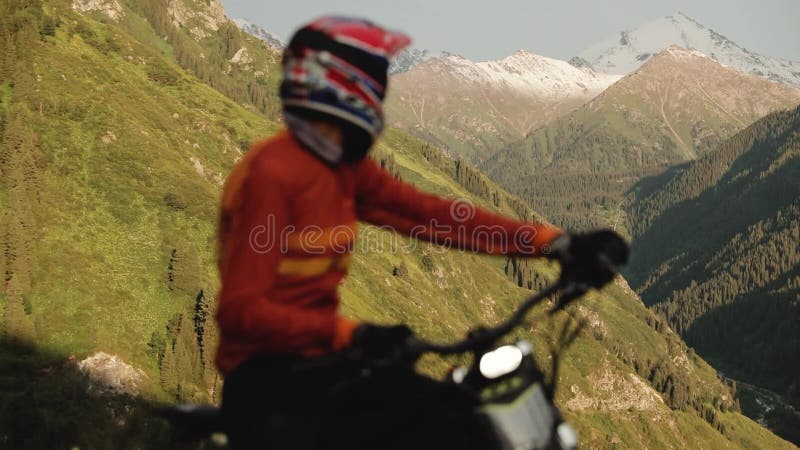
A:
77 352 147 396
167 0 228 40
72 0 124 21
566 360 664 412
230 47 253 65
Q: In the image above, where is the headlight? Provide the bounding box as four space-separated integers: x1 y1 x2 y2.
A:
479 345 523 379
556 423 579 449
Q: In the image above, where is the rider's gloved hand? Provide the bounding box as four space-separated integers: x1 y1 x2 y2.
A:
546 229 629 288
351 324 413 359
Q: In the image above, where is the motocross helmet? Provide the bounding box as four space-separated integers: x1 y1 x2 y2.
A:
280 16 411 164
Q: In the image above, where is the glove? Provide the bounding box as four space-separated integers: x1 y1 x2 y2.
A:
547 230 629 289
351 324 413 359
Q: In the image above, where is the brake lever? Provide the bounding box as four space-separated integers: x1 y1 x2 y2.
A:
549 281 589 315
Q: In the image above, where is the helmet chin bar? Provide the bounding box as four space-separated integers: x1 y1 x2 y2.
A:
283 107 375 165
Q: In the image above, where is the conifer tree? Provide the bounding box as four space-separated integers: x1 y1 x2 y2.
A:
167 245 203 296
159 338 177 391
173 314 203 393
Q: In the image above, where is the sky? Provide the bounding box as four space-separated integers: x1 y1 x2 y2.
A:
220 0 800 62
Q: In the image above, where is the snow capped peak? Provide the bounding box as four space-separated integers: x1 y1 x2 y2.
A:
674 11 708 28
578 13 712 74
578 13 800 88
232 18 283 50
508 49 536 58
498 49 552 66
401 50 621 99
442 53 469 62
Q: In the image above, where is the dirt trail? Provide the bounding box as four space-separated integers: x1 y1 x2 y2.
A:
408 95 427 127
657 79 695 160
694 81 747 128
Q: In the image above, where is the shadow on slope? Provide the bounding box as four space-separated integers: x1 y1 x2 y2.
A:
686 288 800 446
0 338 209 449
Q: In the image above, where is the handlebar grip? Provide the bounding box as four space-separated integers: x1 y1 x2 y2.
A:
594 230 629 267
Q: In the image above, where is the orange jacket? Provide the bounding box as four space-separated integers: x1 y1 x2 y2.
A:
214 131 562 374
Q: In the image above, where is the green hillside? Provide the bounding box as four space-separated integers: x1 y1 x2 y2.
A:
625 106 800 443
481 46 800 233
0 1 794 448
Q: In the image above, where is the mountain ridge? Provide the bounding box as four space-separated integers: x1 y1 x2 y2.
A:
386 50 620 161
232 17 284 50
480 45 800 233
390 47 445 74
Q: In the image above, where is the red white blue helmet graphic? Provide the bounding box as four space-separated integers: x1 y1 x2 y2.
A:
280 16 411 142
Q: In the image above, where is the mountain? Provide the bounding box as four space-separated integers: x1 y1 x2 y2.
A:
0 0 794 448
124 0 284 119
481 46 800 232
624 106 800 444
232 17 284 50
227 26 433 74
578 12 800 88
389 47 439 74
386 50 620 162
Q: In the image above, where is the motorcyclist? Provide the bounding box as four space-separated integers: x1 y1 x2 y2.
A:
215 15 625 449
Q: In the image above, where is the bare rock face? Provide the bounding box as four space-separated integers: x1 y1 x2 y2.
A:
167 0 228 40
613 276 640 302
230 47 253 65
100 130 117 144
77 352 147 396
566 360 664 412
72 0 124 21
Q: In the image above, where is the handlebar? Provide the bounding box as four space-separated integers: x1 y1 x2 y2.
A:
406 239 626 358
293 258 620 374
406 281 567 357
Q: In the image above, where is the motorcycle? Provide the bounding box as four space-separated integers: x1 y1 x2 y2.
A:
165 246 624 449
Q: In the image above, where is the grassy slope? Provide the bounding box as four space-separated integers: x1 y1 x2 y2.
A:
18 9 277 378
0 4 793 449
334 133 789 449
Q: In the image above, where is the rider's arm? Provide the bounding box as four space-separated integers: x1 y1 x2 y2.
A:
354 159 562 256
216 162 357 353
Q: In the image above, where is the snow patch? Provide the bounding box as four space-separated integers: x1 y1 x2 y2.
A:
410 50 621 100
